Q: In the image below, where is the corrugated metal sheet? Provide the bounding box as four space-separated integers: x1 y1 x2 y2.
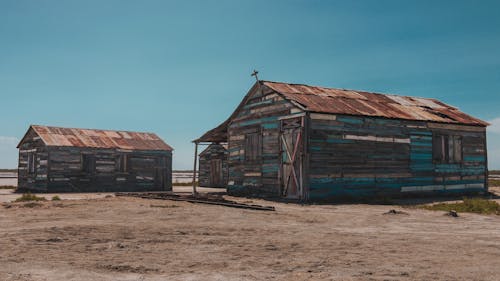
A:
29 125 173 151
263 81 488 126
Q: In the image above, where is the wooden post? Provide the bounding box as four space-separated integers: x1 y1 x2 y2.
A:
192 142 198 196
484 130 488 192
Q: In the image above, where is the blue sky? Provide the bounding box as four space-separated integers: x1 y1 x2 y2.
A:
1 0 499 169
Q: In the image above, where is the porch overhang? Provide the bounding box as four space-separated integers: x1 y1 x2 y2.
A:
193 119 229 144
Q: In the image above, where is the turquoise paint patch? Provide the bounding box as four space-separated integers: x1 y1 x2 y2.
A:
435 164 461 169
262 166 279 173
337 116 364 124
464 156 485 162
410 141 432 147
409 131 433 136
242 99 273 109
372 118 401 126
262 122 279 129
233 116 278 127
326 139 354 144
410 153 432 160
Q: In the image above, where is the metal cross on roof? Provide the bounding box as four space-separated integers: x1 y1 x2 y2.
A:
251 69 259 82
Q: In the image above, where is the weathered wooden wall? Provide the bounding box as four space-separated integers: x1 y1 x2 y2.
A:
198 144 228 187
227 85 298 197
18 128 49 192
44 147 172 193
217 82 488 201
307 113 487 200
18 128 172 193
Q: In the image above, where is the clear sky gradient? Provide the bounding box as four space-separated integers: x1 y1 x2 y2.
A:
1 0 499 169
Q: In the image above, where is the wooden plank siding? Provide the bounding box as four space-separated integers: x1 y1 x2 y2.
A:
201 81 489 202
227 86 297 197
46 147 171 192
18 128 49 192
198 144 228 187
307 114 487 200
17 127 172 193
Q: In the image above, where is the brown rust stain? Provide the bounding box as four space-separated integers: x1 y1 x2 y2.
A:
264 81 487 126
30 125 173 151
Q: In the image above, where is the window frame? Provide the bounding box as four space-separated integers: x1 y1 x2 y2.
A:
116 154 128 173
81 153 96 174
432 134 463 164
245 132 262 162
27 152 36 174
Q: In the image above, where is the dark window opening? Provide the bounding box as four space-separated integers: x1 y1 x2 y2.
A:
116 154 128 172
245 133 262 161
433 134 462 163
28 152 36 174
81 154 95 173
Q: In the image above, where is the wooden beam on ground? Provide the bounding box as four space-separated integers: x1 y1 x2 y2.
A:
115 192 275 211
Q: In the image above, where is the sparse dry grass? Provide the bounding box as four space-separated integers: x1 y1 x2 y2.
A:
421 197 500 215
14 193 47 202
489 179 500 187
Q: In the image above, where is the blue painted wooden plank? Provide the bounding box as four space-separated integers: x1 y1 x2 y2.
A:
242 99 274 109
372 118 401 126
262 122 279 129
231 116 278 127
410 141 433 147
435 164 461 169
326 139 355 144
337 116 364 125
464 156 485 162
262 165 279 173
409 131 433 136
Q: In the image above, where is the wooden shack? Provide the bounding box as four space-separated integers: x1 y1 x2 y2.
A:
17 125 173 193
194 80 489 201
198 143 228 187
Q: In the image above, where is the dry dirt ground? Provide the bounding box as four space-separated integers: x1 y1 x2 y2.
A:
1 188 500 281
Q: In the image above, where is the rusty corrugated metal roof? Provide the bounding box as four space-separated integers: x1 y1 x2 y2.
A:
263 81 488 126
24 125 173 151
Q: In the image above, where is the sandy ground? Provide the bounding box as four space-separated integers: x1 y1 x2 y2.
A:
1 189 500 281
0 172 195 187
0 186 222 203
0 177 17 186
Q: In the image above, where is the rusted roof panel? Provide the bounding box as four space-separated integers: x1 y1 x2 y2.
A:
263 81 487 126
30 125 173 151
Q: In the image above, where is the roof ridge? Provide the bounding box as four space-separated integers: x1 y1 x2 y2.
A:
261 80 443 102
22 125 173 151
30 124 158 136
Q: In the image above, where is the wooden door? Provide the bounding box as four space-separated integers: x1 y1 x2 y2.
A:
155 157 167 189
210 159 223 187
280 116 304 199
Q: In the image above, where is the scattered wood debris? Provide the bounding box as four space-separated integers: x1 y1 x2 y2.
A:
115 192 275 211
384 209 409 215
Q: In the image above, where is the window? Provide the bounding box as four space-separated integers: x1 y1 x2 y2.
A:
116 154 128 172
28 152 36 174
245 133 261 161
433 134 462 163
81 154 95 173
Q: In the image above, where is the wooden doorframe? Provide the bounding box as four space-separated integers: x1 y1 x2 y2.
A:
209 158 223 187
279 114 305 199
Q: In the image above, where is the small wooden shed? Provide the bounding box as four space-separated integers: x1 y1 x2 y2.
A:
195 80 489 201
17 125 173 193
198 143 228 187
